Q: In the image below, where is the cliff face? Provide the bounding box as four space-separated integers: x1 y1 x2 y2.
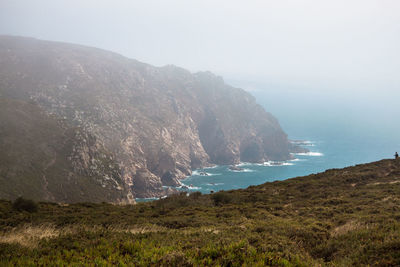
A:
0 99 130 203
0 36 301 202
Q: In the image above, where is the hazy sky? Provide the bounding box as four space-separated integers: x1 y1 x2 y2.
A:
1 0 399 94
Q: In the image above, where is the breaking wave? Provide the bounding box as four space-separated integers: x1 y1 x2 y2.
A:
289 158 305 162
238 161 296 167
206 183 224 186
178 184 201 190
292 152 324 156
291 140 316 146
192 170 221 176
263 161 294 166
204 165 219 169
228 168 255 172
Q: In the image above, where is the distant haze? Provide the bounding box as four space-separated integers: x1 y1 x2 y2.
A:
1 0 399 95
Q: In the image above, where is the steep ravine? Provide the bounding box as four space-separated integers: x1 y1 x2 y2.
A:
0 36 305 202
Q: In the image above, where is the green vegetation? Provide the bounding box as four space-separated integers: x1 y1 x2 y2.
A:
1 159 400 266
12 197 38 213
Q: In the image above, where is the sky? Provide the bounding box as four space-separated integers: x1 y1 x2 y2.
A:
1 0 399 95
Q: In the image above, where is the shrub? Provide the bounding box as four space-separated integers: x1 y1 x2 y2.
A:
12 197 38 213
160 251 190 266
211 192 233 206
189 191 202 199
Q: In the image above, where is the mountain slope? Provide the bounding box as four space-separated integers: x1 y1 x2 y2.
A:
0 35 302 201
1 159 399 265
0 99 129 203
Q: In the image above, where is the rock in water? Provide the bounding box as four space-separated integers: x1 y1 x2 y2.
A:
229 166 244 171
0 36 305 202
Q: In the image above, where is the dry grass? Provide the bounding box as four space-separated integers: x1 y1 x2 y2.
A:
184 227 220 235
331 220 374 237
110 224 166 234
381 195 400 202
0 223 168 248
0 224 61 247
368 180 400 186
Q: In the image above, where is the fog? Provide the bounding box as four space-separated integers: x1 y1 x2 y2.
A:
1 0 399 91
1 0 399 133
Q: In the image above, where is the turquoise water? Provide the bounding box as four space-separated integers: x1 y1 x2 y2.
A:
180 136 398 194
179 86 400 194
137 86 400 200
181 150 323 194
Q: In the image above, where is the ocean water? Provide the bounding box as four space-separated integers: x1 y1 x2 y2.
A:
178 86 400 195
137 85 400 200
180 136 398 194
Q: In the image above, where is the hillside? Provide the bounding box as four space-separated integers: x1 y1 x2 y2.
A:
1 159 399 265
0 35 303 202
0 98 129 203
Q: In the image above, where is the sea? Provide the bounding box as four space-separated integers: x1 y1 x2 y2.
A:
137 83 400 201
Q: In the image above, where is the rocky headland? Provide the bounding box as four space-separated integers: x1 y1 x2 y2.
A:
0 36 305 202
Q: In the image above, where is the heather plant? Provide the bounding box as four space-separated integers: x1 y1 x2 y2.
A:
12 197 38 213
1 159 400 266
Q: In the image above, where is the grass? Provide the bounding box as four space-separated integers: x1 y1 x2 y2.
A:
1 159 400 266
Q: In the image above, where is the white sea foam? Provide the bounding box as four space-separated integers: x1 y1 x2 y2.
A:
192 170 220 176
206 183 224 186
229 168 255 172
238 162 271 167
238 162 266 166
290 140 316 146
204 165 219 169
289 158 306 162
292 152 323 156
263 161 294 166
178 184 201 190
236 162 254 167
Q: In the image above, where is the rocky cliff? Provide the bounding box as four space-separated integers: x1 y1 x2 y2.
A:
0 36 303 202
